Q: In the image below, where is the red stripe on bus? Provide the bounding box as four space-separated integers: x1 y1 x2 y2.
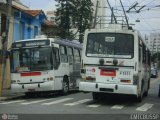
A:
21 72 41 76
100 69 116 76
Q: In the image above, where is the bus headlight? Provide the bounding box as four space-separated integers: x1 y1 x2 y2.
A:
133 75 139 85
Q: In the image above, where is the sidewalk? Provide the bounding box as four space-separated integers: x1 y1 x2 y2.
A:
0 89 24 101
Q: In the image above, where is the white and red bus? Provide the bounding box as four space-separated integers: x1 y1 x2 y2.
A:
10 36 82 96
79 24 151 102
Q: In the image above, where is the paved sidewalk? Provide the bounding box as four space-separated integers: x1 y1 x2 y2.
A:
0 89 24 101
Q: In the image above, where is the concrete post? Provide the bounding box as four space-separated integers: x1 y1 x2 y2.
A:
0 0 12 97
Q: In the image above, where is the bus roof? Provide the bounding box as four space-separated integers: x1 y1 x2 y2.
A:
12 37 82 49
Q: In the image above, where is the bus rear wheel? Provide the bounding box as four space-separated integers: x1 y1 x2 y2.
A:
62 77 69 95
144 81 150 97
136 83 144 102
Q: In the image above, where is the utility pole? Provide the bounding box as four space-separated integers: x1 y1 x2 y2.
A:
65 0 70 39
0 0 12 97
93 0 99 28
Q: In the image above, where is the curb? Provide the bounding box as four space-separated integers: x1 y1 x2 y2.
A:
0 97 8 101
0 94 24 101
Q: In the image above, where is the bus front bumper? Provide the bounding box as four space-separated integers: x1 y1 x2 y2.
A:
11 81 54 93
79 82 137 95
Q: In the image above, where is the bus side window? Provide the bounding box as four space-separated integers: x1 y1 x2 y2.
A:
74 48 81 63
68 47 74 64
139 39 142 62
60 46 68 63
142 43 146 64
53 47 60 69
139 46 142 62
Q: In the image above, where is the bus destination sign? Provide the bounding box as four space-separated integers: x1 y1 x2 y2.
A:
12 40 50 48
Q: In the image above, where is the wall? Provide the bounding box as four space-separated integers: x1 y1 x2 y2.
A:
13 13 41 41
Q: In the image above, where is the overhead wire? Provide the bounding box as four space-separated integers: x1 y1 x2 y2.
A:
103 0 160 34
145 0 156 6
126 0 160 34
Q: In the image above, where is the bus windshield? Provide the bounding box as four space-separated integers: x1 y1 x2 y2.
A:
86 33 134 58
11 47 53 72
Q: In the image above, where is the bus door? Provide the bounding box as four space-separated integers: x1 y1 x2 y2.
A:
52 47 61 90
68 47 74 88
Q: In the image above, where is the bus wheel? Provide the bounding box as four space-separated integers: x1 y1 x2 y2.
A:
144 80 150 97
92 92 100 101
62 78 69 95
137 92 143 102
144 90 148 97
136 84 144 102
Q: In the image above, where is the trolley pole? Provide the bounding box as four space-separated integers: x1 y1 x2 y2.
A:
0 0 12 97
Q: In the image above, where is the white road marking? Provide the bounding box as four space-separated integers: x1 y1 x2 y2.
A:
42 98 73 105
88 104 100 108
136 103 154 111
64 99 92 106
0 100 26 104
21 99 51 105
111 105 125 109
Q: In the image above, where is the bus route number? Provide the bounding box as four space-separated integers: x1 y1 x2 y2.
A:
105 37 115 42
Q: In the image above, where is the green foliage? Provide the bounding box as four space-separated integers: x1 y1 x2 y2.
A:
55 0 93 42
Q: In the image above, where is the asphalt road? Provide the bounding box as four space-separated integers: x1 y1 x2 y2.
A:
0 77 160 120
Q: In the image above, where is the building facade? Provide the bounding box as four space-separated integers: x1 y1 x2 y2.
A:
13 9 46 41
146 33 160 54
46 11 56 23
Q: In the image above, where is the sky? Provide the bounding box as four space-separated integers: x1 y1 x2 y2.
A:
20 0 56 11
102 0 160 37
20 0 160 38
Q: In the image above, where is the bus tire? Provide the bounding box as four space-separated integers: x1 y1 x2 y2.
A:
62 77 69 95
144 90 148 97
144 80 150 97
92 92 100 100
136 83 144 102
137 92 143 102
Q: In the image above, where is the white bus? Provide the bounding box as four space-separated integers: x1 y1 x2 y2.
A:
10 36 82 96
79 24 151 102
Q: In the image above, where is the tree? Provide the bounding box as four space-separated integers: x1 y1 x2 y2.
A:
55 0 93 42
55 0 75 39
73 0 93 43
